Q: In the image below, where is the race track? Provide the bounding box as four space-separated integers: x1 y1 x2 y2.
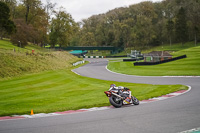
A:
0 58 200 133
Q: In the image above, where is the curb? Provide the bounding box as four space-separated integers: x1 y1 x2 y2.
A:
179 127 200 133
81 56 104 58
0 86 191 121
162 76 200 78
139 86 191 104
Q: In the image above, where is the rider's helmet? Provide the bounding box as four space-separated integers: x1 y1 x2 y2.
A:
110 84 116 88
118 86 124 90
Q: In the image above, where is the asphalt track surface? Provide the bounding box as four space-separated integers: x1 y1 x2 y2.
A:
0 58 200 133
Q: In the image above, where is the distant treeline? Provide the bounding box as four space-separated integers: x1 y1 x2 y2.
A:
77 0 200 49
0 0 200 49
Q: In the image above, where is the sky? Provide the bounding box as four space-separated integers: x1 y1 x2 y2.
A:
41 0 162 22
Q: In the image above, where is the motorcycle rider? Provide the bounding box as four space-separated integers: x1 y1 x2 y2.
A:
110 84 132 103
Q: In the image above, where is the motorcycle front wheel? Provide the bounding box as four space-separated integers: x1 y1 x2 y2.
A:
132 96 139 105
109 95 123 108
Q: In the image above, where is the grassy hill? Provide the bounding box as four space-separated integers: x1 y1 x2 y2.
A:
0 40 81 79
0 40 188 116
107 43 200 76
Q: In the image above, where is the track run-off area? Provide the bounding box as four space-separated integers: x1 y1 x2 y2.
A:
0 58 200 133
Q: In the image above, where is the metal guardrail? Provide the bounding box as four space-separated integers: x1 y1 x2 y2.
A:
72 61 85 66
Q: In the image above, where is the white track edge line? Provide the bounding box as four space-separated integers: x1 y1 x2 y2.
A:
106 65 200 78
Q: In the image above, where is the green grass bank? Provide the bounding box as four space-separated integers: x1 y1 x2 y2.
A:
107 44 200 76
0 68 187 116
0 39 81 79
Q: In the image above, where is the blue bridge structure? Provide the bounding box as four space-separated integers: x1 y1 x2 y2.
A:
55 46 123 54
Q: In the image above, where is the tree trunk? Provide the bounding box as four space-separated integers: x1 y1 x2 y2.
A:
0 30 5 40
195 33 197 46
25 5 30 24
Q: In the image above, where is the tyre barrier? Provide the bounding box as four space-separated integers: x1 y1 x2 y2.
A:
134 55 187 66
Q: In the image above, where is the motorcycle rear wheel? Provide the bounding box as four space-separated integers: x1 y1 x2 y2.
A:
109 95 123 108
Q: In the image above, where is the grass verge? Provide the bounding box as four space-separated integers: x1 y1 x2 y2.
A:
0 67 187 116
107 46 200 76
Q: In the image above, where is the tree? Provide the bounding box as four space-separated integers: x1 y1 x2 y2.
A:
166 19 174 46
49 28 57 48
21 0 43 24
43 0 56 45
11 19 37 47
11 0 50 47
175 7 188 46
186 0 200 46
44 0 56 24
0 0 18 19
0 1 16 39
49 8 76 47
80 32 96 46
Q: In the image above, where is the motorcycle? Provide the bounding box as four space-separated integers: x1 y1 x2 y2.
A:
104 87 139 108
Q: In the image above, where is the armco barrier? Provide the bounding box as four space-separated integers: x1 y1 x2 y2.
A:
134 55 187 66
123 57 144 62
123 59 136 61
106 55 127 58
72 61 85 66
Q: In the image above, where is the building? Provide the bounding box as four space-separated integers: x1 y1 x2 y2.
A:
129 50 143 58
144 51 173 62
